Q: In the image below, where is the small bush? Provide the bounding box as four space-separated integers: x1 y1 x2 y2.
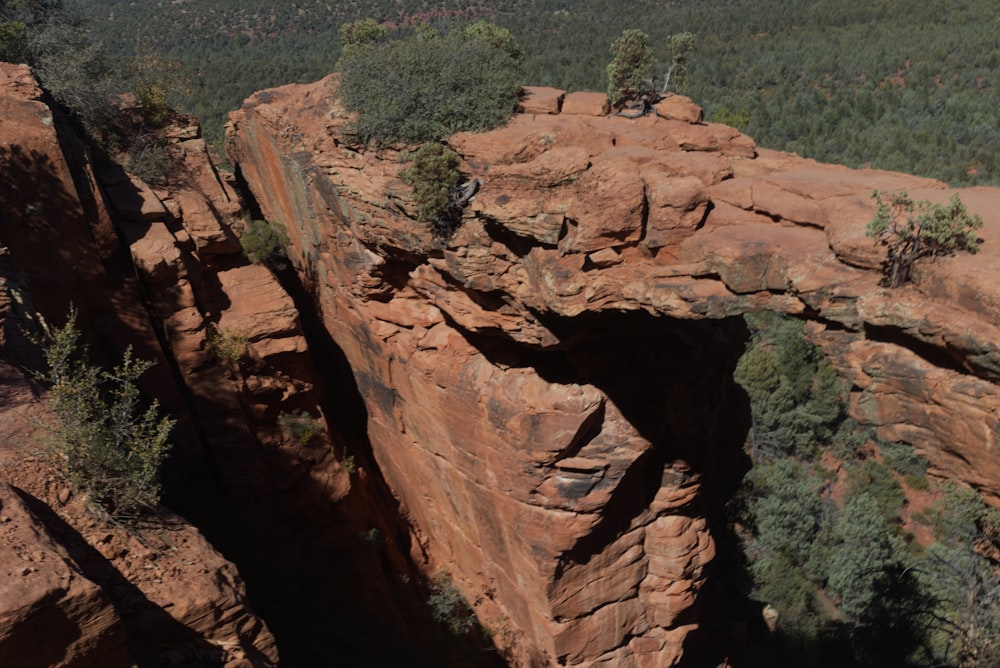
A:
136 82 170 127
398 142 462 234
712 106 750 131
207 325 248 367
239 219 290 267
277 410 321 446
130 37 189 128
879 439 928 478
904 474 930 491
125 133 172 185
40 310 174 518
845 459 906 526
428 573 476 636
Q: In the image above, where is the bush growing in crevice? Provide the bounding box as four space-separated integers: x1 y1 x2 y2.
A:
398 142 464 236
277 410 321 446
124 132 172 185
206 325 248 368
239 218 290 268
38 309 174 518
428 573 477 637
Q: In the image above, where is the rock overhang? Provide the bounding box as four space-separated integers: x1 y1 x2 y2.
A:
225 76 1000 665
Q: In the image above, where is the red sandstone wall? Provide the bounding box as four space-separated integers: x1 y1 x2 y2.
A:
227 77 1000 665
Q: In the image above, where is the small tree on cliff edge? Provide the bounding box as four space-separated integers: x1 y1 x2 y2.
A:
607 29 654 108
866 190 983 287
607 29 695 109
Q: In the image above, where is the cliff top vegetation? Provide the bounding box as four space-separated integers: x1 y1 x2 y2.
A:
62 0 1000 186
335 20 521 144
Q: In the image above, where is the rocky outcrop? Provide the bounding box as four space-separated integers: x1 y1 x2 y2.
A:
0 476 132 668
227 77 1000 665
0 63 283 666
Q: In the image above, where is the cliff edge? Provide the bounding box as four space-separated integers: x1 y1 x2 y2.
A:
226 77 1000 666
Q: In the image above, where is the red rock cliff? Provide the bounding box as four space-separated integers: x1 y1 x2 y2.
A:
226 77 1000 665
0 62 293 666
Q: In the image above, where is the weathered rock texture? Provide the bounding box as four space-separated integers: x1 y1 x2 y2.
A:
227 77 1000 665
1 63 285 666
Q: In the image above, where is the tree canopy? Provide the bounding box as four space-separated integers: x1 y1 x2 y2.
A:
336 21 521 144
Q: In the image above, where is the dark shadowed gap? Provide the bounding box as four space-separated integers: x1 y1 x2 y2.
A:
448 308 760 663
864 323 970 374
210 165 506 667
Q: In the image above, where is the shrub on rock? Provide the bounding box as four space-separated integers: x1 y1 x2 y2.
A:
337 21 522 144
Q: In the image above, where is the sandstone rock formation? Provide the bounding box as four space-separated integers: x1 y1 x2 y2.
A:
2 61 479 668
227 77 1000 665
1 63 284 666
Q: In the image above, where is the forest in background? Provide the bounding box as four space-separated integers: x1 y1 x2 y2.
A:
5 2 1000 664
66 0 1000 185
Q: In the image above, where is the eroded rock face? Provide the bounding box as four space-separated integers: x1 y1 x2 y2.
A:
227 77 1000 665
0 477 132 668
0 63 281 666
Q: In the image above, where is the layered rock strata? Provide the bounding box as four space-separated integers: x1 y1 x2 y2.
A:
0 62 290 666
227 76 1000 665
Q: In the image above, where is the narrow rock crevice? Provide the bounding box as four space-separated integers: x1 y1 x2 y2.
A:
200 176 508 667
864 322 970 375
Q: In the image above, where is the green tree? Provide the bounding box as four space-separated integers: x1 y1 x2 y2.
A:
607 29 696 108
0 15 28 62
606 29 654 107
734 313 846 458
845 459 905 527
338 17 388 47
0 0 60 60
337 21 522 144
748 459 824 565
741 459 827 639
662 31 695 91
336 18 389 66
827 492 905 622
19 5 120 135
867 190 983 287
917 485 1000 666
40 310 174 518
462 20 524 63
